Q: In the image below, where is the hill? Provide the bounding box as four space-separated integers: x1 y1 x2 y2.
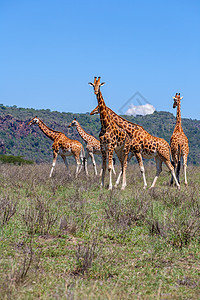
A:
0 104 199 164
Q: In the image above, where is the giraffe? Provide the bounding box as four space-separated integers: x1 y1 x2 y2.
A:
28 116 86 178
170 93 189 185
68 118 116 176
88 77 130 190
90 104 180 189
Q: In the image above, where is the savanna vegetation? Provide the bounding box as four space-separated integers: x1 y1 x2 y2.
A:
0 163 199 299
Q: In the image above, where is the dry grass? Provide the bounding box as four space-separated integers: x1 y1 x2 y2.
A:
0 162 199 299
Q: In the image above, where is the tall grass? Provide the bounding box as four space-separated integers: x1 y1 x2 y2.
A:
0 163 199 299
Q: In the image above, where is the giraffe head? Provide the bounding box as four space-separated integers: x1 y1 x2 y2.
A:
88 77 105 95
90 105 99 115
28 116 39 126
68 118 78 128
173 93 183 108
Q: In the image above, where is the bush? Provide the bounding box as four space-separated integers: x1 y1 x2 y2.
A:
0 154 34 165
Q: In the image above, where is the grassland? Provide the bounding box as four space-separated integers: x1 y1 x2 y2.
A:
0 162 199 299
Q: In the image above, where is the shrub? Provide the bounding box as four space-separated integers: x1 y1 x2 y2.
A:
0 154 34 165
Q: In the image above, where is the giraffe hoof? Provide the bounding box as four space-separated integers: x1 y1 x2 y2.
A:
143 185 147 190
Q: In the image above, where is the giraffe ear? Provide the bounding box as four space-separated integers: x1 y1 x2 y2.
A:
88 82 94 86
100 82 105 86
180 97 183 100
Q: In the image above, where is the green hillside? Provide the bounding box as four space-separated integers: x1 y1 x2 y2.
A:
0 104 199 164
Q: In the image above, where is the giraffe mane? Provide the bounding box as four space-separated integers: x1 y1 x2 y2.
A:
37 118 64 134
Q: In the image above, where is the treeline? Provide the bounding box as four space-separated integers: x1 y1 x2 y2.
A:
0 104 199 165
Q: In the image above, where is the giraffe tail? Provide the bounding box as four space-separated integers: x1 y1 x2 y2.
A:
178 144 182 162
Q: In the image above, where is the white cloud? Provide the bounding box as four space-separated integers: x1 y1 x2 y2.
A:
125 103 155 116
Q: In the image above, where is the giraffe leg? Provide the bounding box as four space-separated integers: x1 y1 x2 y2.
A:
109 168 112 190
114 151 126 188
61 155 71 176
183 155 188 185
49 151 58 178
84 151 89 176
61 155 69 171
165 159 180 190
108 148 114 190
112 158 116 175
74 154 81 178
135 152 147 189
114 170 122 187
127 151 134 163
176 160 181 184
114 149 123 187
79 147 87 175
119 154 128 190
121 144 130 190
89 152 98 176
107 159 116 177
99 168 103 177
170 160 175 185
183 164 188 185
99 163 114 177
150 157 162 189
170 153 178 186
115 147 128 190
99 153 109 177
101 150 107 188
121 161 127 190
75 160 81 178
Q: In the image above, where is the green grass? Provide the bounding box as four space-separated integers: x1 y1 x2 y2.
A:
0 163 199 299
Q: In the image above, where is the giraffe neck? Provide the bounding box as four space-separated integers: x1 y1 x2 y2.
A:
97 91 111 128
109 107 135 127
37 119 60 141
175 101 182 128
75 122 92 143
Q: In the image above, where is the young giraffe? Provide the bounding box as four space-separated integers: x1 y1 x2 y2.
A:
170 93 189 185
68 118 116 176
28 116 86 178
90 105 180 189
89 77 130 190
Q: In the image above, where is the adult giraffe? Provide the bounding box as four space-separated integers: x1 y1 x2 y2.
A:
68 118 116 176
89 77 130 190
90 104 180 189
28 116 86 178
170 93 189 185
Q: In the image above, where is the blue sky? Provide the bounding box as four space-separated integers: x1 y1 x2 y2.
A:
0 0 199 119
